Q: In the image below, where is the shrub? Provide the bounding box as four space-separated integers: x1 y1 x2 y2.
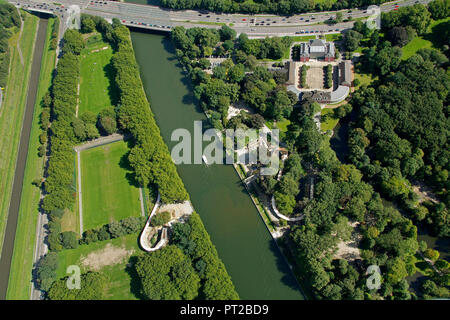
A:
150 211 171 227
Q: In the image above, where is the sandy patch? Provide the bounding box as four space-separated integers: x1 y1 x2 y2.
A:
334 221 361 261
227 102 255 120
157 201 194 221
80 243 134 271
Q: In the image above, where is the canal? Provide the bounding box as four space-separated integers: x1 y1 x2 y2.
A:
129 31 304 299
0 18 48 299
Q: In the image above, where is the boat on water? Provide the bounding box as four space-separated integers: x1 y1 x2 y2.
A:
202 155 209 166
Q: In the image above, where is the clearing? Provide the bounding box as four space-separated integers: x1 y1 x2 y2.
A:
78 33 115 116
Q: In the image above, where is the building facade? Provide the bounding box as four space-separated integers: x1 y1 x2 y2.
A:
299 39 335 62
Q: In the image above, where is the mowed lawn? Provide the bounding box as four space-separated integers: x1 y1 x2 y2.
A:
402 37 432 60
80 141 141 230
78 34 114 115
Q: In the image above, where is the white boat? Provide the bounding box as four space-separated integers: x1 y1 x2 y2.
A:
202 155 209 166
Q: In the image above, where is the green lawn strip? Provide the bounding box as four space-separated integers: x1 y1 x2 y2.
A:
78 35 113 116
0 12 38 255
401 37 432 60
6 17 57 300
320 108 339 131
55 233 142 300
80 141 141 231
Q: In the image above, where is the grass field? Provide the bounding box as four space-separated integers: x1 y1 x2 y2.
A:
55 233 142 300
401 37 433 60
6 17 57 300
0 12 38 256
80 141 141 231
321 108 339 131
401 18 450 61
78 34 114 116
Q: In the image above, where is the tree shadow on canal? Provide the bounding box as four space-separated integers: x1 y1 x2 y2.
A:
161 36 206 115
234 180 305 297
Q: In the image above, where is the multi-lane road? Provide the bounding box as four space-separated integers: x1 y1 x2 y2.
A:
9 0 432 37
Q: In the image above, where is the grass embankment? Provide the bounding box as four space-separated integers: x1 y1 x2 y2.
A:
78 34 114 115
0 12 38 255
6 17 57 300
80 141 141 230
55 233 142 300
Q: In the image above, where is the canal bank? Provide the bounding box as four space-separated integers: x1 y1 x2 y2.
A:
130 30 304 299
0 18 48 299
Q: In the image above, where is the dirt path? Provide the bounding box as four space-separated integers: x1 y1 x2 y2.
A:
16 7 24 67
139 188 145 217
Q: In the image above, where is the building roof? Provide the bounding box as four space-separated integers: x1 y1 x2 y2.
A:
287 61 296 85
330 85 350 103
339 61 352 86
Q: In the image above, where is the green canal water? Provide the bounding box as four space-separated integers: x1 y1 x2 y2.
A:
129 30 304 299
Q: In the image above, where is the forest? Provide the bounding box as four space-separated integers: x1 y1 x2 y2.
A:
170 0 450 300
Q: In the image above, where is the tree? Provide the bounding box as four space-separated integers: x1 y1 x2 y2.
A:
60 231 78 249
134 245 200 300
36 252 59 291
386 257 408 284
62 29 84 55
335 12 343 23
150 211 172 227
387 26 416 47
48 272 106 300
98 115 117 135
424 248 440 261
428 0 450 20
81 15 96 34
344 30 363 52
274 191 296 215
219 25 236 41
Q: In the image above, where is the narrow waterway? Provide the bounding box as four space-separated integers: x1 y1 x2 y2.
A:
0 18 48 300
130 30 304 299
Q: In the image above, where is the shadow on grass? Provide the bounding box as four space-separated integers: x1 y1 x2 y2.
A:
119 151 140 189
104 61 120 107
125 255 147 300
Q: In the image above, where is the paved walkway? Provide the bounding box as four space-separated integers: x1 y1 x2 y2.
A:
139 193 166 252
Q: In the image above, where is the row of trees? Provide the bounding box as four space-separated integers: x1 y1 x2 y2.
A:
324 64 332 89
160 0 392 16
111 25 189 203
135 212 239 300
0 3 21 87
80 216 147 245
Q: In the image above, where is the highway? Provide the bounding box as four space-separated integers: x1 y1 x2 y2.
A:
8 0 432 37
